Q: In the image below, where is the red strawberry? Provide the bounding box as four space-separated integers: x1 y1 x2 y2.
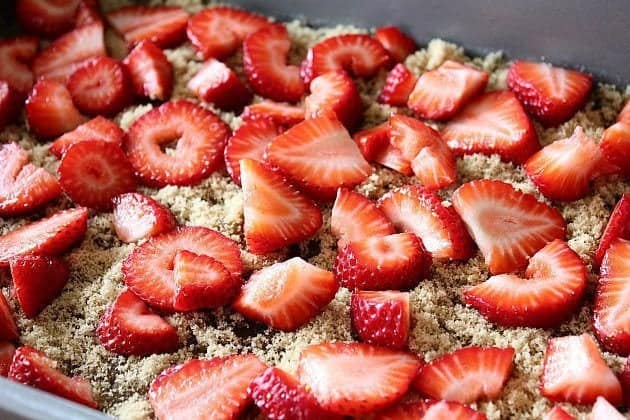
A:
264 114 371 201
106 5 188 49
304 70 363 131
0 81 22 130
241 101 305 128
441 91 540 164
74 0 101 28
543 405 575 420
540 334 622 405
149 354 267 419
243 24 306 103
421 401 487 420
297 342 421 416
186 6 270 59
374 26 416 63
353 122 390 161
619 101 630 124
0 207 88 267
96 289 179 356
9 255 69 319
240 158 323 254
600 122 630 177
378 63 418 107
507 61 593 126
591 396 625 420
379 186 474 260
373 400 433 419
451 180 566 274
59 140 137 211
187 58 252 111
620 358 630 407
0 36 38 94
0 342 16 377
16 0 80 38
122 226 242 311
112 192 176 243
0 142 61 217
595 195 630 269
464 239 586 328
123 40 173 101
8 346 97 408
333 232 431 290
50 116 124 158
351 290 410 349
0 293 18 342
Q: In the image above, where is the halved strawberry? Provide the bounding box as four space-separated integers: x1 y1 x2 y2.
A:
125 100 230 187
10 255 69 319
112 192 176 243
50 116 124 158
619 101 630 124
0 293 18 342
243 24 305 103
351 290 410 349
441 91 540 164
541 334 622 405
333 232 431 290
421 401 486 420
590 396 625 420
0 207 88 267
594 195 630 268
0 82 22 130
9 346 97 408
234 257 338 331
507 61 593 126
186 6 270 59
241 101 305 128
123 40 173 101
378 63 418 107
96 289 179 356
187 58 252 111
464 239 586 328
297 342 421 416
331 188 394 246
620 358 630 407
543 405 575 420
0 142 61 217
106 5 188 49
74 0 101 28
379 186 474 260
373 26 416 63
600 122 630 177
304 70 363 131
0 36 38 94
265 114 371 201
0 342 16 377
149 354 267 419
451 179 566 274
16 0 80 38
353 122 390 161
122 226 242 311
373 400 433 419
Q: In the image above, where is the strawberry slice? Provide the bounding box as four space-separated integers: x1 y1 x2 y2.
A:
187 58 252 111
186 6 270 59
594 195 630 268
543 405 575 420
421 401 487 420
0 342 16 377
590 396 625 420
507 61 593 126
0 207 88 267
0 36 38 94
112 192 176 243
0 142 61 217
600 122 630 177
620 358 630 407
241 101 305 128
331 188 394 246
297 342 421 416
243 24 306 103
0 293 18 342
619 101 630 124
379 186 474 260
378 63 418 107
441 91 540 164
106 5 188 49
0 82 22 130
374 26 416 63
74 0 101 28
9 346 97 408
464 239 586 328
541 334 622 405
451 179 566 274
373 400 433 419
333 232 431 290
123 40 173 101
126 100 230 187
16 0 80 38
149 354 267 419
9 255 69 319
351 290 410 349
240 159 322 254
265 114 371 201
122 226 242 311
50 116 124 158
96 289 179 356
304 70 363 131
354 122 390 161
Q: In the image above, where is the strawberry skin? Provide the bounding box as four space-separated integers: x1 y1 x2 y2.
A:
74 0 101 28
353 123 413 175
0 342 16 377
543 405 575 420
0 292 18 342
0 82 22 130
620 358 630 407
16 0 80 38
123 40 173 101
374 26 416 63
241 101 305 128
106 5 189 49
378 63 418 107
373 400 433 419
600 122 630 177
187 58 252 111
112 192 176 243
50 116 125 158
351 290 410 349
0 36 38 94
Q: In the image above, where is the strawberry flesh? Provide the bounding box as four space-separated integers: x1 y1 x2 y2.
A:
123 40 173 101
600 122 630 177
597 195 630 269
106 5 188 49
543 405 575 420
0 292 18 342
241 101 305 128
374 26 416 63
305 70 364 131
16 0 80 38
0 36 38 94
0 81 22 130
590 396 625 420
0 342 16 377
50 116 124 158
378 63 418 107
351 290 410 349
187 58 252 111
421 400 487 420
112 192 176 243
372 400 433 419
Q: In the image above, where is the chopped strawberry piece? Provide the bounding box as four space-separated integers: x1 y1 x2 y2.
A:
331 188 394 246
0 293 18 342
74 0 101 28
620 358 630 407
123 40 173 101
591 396 625 420
541 334 622 405
125 100 230 187
112 192 176 243
507 60 593 126
50 116 124 158
0 342 16 377
96 289 179 356
373 400 433 419
149 354 267 419
241 101 305 128
353 122 390 161
106 5 188 49
187 58 252 111
351 290 410 349
543 405 575 420
619 101 630 124
378 63 418 106
16 0 80 38
240 159 322 254
451 179 566 274
595 195 630 268
600 122 630 177
374 26 416 63
305 70 363 131
375 144 412 175
243 24 305 103
421 401 487 420
0 36 38 94
0 82 22 130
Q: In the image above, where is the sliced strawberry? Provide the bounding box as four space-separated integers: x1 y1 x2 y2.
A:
187 58 252 111
333 232 431 290
8 346 97 408
0 36 38 94
620 358 630 407
243 24 305 103
374 26 416 63
50 116 124 158
125 100 230 187
186 6 270 59
421 401 487 420
304 70 363 131
0 81 22 130
265 114 371 201
353 122 390 161
240 159 322 254
441 91 540 164
241 101 305 128
540 334 622 405
451 179 566 274
112 192 176 243
74 0 101 28
351 290 410 349
507 60 593 126
0 342 16 377
16 0 80 38
543 405 575 420
590 396 625 420
0 293 18 342
148 354 267 419
331 188 394 246
10 255 69 319
373 400 433 419
378 63 418 107
297 342 421 416
123 40 173 101
96 289 179 356
106 5 188 49
619 101 630 124
600 122 630 177
122 226 242 311
594 195 630 268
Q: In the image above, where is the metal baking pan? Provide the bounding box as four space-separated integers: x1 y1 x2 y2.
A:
0 0 628 419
